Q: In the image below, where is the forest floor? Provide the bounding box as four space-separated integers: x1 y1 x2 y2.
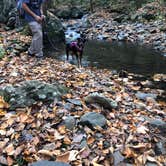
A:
0 5 166 165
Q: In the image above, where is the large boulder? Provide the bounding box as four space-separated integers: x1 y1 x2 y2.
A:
0 0 16 23
6 8 17 29
0 80 68 110
44 11 65 45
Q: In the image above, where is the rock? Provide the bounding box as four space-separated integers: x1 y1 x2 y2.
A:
0 0 16 23
80 112 107 128
113 150 125 166
81 16 92 28
64 116 76 130
67 99 82 106
160 25 166 32
30 161 71 166
70 7 84 19
118 70 128 78
43 143 56 151
84 92 118 110
44 11 65 45
154 142 166 155
114 14 127 23
20 130 33 142
142 12 156 21
0 45 5 59
6 8 17 29
146 162 158 166
148 119 166 134
64 102 74 111
117 32 128 41
135 92 157 101
0 80 68 110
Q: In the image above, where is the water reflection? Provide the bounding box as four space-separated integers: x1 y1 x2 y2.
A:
48 40 166 76
83 40 166 75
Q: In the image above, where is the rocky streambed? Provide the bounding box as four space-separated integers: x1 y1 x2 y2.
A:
63 10 166 57
0 19 166 165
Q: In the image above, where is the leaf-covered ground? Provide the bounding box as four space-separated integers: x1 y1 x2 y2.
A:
0 29 166 166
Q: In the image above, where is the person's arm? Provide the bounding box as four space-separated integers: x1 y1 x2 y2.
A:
40 3 45 20
40 0 46 21
22 2 42 23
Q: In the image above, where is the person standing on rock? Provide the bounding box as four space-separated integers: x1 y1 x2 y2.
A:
22 0 45 58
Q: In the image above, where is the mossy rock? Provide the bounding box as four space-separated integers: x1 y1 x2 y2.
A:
0 80 68 110
0 45 6 59
44 11 65 45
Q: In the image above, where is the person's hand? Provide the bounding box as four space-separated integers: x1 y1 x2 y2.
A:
35 15 42 23
41 14 46 21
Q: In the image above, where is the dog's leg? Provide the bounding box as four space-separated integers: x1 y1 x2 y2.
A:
75 51 80 68
79 51 83 68
66 49 69 61
66 44 70 61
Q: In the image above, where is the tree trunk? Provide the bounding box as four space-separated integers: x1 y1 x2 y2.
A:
90 0 94 13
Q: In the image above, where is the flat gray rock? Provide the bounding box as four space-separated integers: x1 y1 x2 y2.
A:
80 112 107 128
136 92 157 101
64 116 76 130
30 161 71 166
84 92 118 110
148 119 166 135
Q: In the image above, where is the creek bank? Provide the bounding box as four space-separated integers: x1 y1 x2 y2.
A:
63 10 166 56
0 49 165 165
0 15 166 165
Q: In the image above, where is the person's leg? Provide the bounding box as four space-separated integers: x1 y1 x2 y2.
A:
28 21 43 57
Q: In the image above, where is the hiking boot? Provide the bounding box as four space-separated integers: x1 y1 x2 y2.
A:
28 51 35 57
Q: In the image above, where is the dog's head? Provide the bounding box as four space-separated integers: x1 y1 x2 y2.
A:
77 33 87 50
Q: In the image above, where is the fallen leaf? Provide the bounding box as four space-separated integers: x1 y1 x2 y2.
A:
0 96 9 109
122 147 137 158
136 125 149 134
7 156 14 166
38 150 53 157
58 125 66 134
5 144 15 156
63 136 71 145
56 152 70 163
79 147 91 158
87 136 95 145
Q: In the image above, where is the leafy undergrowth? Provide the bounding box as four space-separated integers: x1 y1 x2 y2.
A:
0 30 166 166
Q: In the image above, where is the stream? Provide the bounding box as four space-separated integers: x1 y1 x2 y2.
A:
47 33 166 76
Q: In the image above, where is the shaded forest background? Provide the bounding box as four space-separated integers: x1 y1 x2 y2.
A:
47 0 166 12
